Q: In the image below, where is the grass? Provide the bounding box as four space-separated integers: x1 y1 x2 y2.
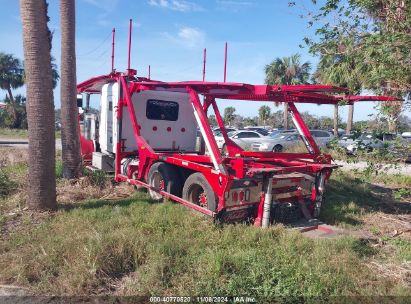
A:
0 128 61 139
0 128 29 139
0 169 14 198
0 192 408 298
0 152 409 298
321 170 410 227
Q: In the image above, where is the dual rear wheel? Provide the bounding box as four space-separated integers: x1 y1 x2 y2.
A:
146 162 217 212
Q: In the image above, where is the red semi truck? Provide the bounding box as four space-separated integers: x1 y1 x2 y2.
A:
77 69 396 227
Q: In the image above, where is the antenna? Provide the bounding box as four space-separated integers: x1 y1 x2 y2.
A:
148 64 151 80
127 19 132 72
223 42 228 82
202 48 206 82
111 28 115 72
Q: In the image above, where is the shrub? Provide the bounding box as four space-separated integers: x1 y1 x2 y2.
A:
55 159 63 179
0 169 14 197
90 170 107 188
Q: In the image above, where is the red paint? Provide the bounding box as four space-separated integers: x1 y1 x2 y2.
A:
77 66 400 225
239 191 245 201
232 191 238 202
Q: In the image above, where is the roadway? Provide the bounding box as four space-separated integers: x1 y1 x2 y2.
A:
0 138 62 150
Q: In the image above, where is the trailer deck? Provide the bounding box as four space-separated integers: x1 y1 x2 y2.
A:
76 70 398 227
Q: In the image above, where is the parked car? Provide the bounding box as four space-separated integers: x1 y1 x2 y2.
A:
213 127 237 135
215 130 264 150
251 132 301 152
337 133 355 149
402 132 411 140
243 126 270 136
345 133 385 153
269 129 296 136
310 130 335 147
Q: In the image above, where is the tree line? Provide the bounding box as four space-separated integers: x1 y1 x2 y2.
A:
209 105 411 133
290 0 410 132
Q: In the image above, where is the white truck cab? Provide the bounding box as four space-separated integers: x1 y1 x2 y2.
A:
94 83 198 170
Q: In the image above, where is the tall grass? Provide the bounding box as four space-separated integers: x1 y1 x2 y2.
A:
0 191 407 298
0 128 28 139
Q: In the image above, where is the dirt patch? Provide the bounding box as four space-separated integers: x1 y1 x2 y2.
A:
57 177 134 207
361 212 411 241
1 208 53 240
0 284 30 296
1 177 135 239
0 148 28 168
367 260 411 288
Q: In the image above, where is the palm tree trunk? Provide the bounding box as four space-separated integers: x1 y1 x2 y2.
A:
20 0 56 210
6 86 18 128
60 0 81 179
6 86 14 103
333 104 338 136
283 103 289 129
346 104 354 134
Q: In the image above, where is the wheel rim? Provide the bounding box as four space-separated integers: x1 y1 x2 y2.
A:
149 171 164 200
273 145 282 152
189 184 208 208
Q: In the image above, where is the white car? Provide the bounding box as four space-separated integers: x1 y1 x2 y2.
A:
216 130 302 153
215 130 264 150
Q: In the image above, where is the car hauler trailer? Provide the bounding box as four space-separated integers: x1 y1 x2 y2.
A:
77 70 398 227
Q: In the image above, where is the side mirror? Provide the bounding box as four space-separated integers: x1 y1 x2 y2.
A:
77 94 83 108
233 135 239 139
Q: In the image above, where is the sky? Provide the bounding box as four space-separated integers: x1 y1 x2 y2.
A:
1 0 409 122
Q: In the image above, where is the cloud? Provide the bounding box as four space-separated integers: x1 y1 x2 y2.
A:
178 27 205 47
82 0 119 13
217 0 253 5
148 0 204 12
216 0 254 12
162 26 205 48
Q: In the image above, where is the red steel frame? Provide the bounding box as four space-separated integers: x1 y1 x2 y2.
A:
77 72 399 224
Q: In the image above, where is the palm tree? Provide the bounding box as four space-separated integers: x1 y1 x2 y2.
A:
313 51 364 134
60 0 81 179
223 106 236 126
0 53 24 103
20 0 56 210
0 53 25 127
265 54 310 129
258 105 271 126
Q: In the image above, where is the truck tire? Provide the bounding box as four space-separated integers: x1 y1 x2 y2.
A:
182 173 218 212
273 144 283 152
147 162 182 202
